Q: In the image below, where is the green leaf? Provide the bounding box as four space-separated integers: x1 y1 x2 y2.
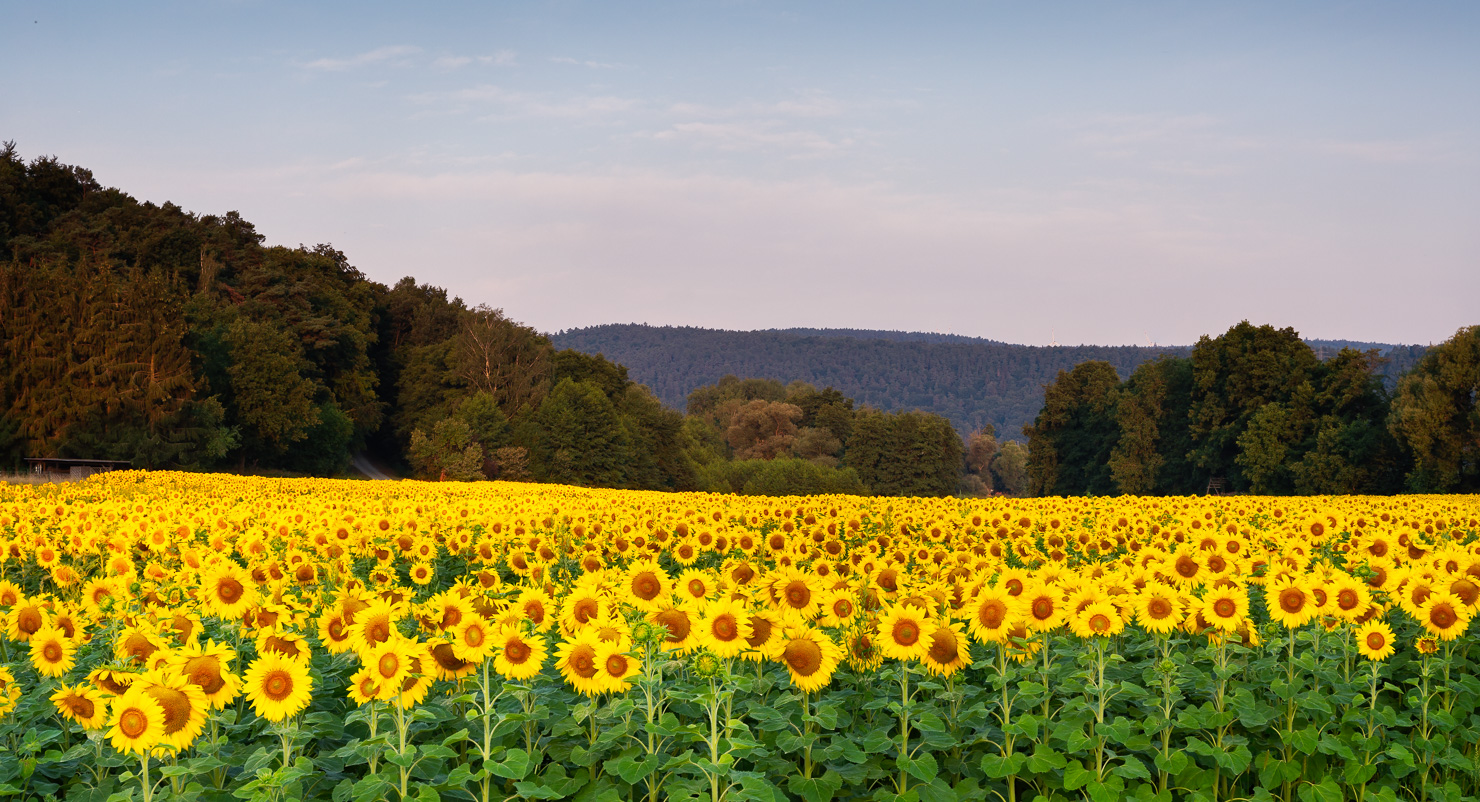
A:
352 773 393 802
1113 757 1151 781
980 752 1027 779
415 787 441 802
1296 777 1342 802
862 730 895 754
1063 760 1095 790
605 753 661 784
899 752 939 783
787 771 844 802
1026 744 1067 773
489 747 532 780
1288 726 1318 755
1153 751 1187 776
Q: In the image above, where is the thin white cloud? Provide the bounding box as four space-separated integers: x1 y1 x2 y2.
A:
301 45 421 71
669 92 847 120
649 121 850 155
410 84 638 119
552 56 621 69
435 51 517 70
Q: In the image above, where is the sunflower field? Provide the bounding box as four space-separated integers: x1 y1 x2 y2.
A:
1 473 1479 802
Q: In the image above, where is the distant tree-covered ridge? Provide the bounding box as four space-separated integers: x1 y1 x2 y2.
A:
550 324 1424 440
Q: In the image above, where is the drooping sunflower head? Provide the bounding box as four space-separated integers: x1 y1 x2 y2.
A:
51 684 109 729
777 626 842 693
920 621 968 677
556 631 605 696
170 639 240 709
137 668 210 753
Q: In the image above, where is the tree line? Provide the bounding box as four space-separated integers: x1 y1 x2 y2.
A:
549 324 1426 441
1025 321 1480 496
0 144 976 496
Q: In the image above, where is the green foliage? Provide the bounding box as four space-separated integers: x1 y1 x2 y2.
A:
1026 323 1412 497
408 417 485 481
698 456 867 495
1389 326 1480 492
845 409 963 497
532 379 630 487
1024 361 1121 496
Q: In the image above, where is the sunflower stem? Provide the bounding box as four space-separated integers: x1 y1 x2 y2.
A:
141 751 156 802
897 660 912 795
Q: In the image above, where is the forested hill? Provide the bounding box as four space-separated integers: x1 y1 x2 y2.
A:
551 325 1427 439
550 324 1192 438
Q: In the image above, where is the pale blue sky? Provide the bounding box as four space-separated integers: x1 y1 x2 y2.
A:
4 2 1476 345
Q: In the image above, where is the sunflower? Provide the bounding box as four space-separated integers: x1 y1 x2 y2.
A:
844 627 883 672
138 669 210 753
777 626 842 693
200 563 257 620
256 630 312 663
409 561 435 586
168 639 240 709
1022 584 1066 632
1265 577 1317 629
1415 635 1439 655
390 643 433 709
877 604 931 661
347 599 405 656
80 578 122 617
1329 576 1371 622
52 684 109 729
649 606 700 654
698 599 753 659
428 641 478 681
366 638 414 693
920 621 969 677
1200 586 1249 633
772 570 821 622
1069 601 1125 640
6 596 47 642
1419 590 1472 641
107 684 166 755
1135 585 1184 636
88 667 136 697
676 569 716 605
1355 620 1395 661
515 587 555 632
243 652 313 722
346 668 381 706
967 587 1020 645
556 631 606 696
559 588 608 634
494 625 547 681
595 642 641 694
741 609 783 662
114 626 165 667
317 610 356 655
624 560 672 612
816 590 861 629
29 624 77 678
452 617 496 662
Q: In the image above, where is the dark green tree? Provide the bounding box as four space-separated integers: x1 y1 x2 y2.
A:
1024 361 1121 496
1389 326 1480 492
531 379 630 487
